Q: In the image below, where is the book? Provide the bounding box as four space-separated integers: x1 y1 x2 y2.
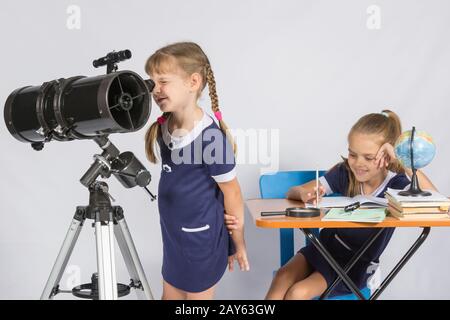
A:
322 208 386 223
388 205 450 220
388 201 449 214
306 195 387 209
385 188 450 208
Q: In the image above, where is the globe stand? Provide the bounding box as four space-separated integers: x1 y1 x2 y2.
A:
398 126 432 197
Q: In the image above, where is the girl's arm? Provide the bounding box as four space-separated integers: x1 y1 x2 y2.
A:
287 180 325 205
218 177 250 271
404 168 438 191
376 143 438 191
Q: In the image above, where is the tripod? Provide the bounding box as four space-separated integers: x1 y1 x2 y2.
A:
40 180 153 300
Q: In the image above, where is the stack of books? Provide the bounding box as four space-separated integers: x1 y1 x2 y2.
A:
385 188 450 220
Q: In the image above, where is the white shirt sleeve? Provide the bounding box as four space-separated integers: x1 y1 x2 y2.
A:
212 167 237 183
319 176 333 195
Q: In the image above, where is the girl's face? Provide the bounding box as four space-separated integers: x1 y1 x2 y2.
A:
150 63 199 113
347 132 385 183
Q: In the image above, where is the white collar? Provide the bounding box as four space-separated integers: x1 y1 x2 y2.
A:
361 171 396 196
161 111 213 150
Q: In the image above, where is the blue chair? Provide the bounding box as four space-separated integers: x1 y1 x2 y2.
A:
259 171 370 300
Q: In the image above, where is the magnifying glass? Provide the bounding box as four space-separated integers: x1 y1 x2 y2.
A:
261 207 320 218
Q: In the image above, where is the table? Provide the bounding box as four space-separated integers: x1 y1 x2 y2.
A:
246 198 450 300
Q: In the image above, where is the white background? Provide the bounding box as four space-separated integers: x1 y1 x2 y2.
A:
0 0 449 299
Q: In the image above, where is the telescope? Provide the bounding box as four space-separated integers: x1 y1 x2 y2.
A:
3 50 156 300
4 49 154 151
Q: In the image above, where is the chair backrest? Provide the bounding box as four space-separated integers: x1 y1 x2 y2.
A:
259 171 326 199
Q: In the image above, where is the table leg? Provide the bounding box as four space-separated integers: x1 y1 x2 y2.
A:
301 228 366 300
320 228 385 299
369 227 430 300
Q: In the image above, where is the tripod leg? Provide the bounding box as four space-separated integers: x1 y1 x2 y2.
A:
95 210 118 300
41 212 85 300
114 210 154 300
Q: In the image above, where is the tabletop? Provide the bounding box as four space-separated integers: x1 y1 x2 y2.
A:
246 198 450 228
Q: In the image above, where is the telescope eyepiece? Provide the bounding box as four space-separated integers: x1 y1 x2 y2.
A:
93 50 132 68
144 79 155 92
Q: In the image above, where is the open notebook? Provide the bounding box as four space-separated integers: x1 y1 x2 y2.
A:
322 208 387 223
306 195 388 209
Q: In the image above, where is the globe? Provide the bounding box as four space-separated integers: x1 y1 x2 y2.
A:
394 129 436 169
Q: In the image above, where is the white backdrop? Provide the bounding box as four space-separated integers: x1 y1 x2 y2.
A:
1 0 449 299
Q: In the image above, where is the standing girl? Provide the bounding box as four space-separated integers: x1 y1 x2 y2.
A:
265 110 437 300
145 42 249 300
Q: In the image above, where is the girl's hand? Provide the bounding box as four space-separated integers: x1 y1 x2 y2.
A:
307 185 325 206
302 185 326 206
228 245 250 272
375 143 396 169
287 185 326 204
224 213 239 234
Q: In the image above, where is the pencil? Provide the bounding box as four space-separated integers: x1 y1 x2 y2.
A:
316 169 319 208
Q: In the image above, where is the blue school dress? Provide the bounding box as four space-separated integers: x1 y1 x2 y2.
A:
157 112 236 292
299 162 410 296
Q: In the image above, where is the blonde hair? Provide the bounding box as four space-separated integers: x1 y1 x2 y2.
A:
344 109 404 197
144 42 235 163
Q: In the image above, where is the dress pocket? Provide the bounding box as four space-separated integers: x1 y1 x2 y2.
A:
181 224 213 261
333 234 353 252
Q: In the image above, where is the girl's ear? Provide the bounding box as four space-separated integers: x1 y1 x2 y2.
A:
189 72 202 93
